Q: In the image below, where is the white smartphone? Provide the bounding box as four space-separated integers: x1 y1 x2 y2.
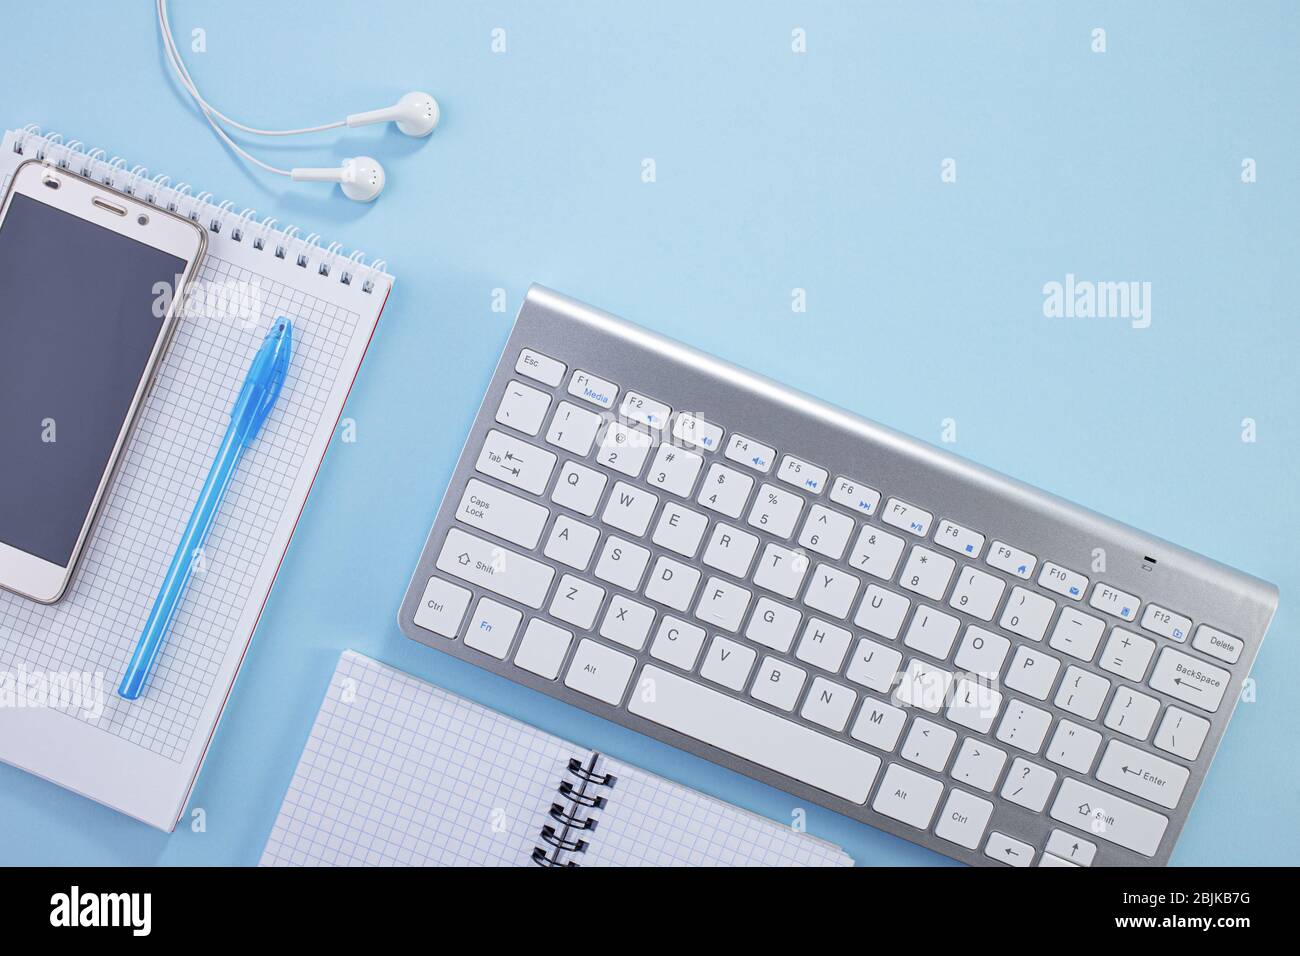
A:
0 159 207 603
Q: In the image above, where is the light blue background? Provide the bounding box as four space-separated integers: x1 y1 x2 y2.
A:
0 1 1295 866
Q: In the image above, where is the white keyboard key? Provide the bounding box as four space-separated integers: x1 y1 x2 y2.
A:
1000 758 1057 812
545 401 603 456
750 657 807 712
475 429 557 495
847 526 906 580
1154 706 1211 761
1099 627 1156 681
747 483 804 538
795 618 853 673
1148 647 1230 713
564 639 636 705
850 698 908 751
902 606 961 660
946 677 1003 735
893 658 954 714
872 763 944 829
1104 686 1161 740
515 347 565 386
1141 603 1192 643
412 576 472 638
986 541 1036 579
1054 666 1111 721
882 497 932 536
1089 582 1141 622
803 563 861 620
1003 646 1062 701
550 574 605 629
752 543 808 599
951 739 1007 793
1096 740 1189 810
697 463 754 519
777 454 827 494
673 412 724 452
1045 720 1102 773
456 479 549 549
985 831 1034 867
649 616 707 671
947 567 1005 622
934 519 984 558
631 665 879 803
745 597 802 653
596 421 653 477
550 461 607 517
999 586 1056 642
1050 778 1168 857
514 619 573 680
652 501 710 558
593 536 650 592
934 789 994 850
695 577 751 633
995 699 1052 753
644 556 701 612
1048 606 1106 661
845 637 903 693
599 595 655 651
830 474 881 517
464 597 522 659
701 522 760 577
723 432 774 471
1047 829 1096 866
619 391 671 430
437 529 554 609
1192 624 1243 664
854 585 911 640
601 481 658 537
899 546 956 601
800 677 857 733
543 515 601 570
798 504 855 559
567 368 618 409
495 381 551 436
953 626 1010 679
1039 561 1089 601
901 717 957 771
645 443 704 498
700 635 757 691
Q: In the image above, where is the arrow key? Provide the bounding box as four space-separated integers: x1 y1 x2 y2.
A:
1046 828 1097 866
985 831 1034 867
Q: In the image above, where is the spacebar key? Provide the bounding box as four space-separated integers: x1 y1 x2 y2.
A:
629 666 880 804
437 527 555 609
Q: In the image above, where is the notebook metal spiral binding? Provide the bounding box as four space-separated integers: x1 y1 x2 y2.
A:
9 126 389 293
531 755 618 868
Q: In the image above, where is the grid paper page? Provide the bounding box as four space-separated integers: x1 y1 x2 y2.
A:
0 129 390 827
261 652 853 867
261 652 569 866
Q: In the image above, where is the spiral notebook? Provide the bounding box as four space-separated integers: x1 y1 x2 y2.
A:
261 651 853 867
0 126 392 830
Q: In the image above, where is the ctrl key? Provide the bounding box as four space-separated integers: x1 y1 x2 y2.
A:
412 576 472 639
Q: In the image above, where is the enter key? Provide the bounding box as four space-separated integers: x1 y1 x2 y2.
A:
1096 740 1189 810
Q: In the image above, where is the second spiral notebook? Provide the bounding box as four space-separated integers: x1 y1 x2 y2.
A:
261 651 853 866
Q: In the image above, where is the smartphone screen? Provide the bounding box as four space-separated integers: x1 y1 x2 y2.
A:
0 192 187 566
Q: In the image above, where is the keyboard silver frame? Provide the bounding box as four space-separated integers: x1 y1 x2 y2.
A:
400 284 1278 867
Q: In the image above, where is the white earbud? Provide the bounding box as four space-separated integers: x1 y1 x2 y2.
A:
346 91 441 138
291 157 386 202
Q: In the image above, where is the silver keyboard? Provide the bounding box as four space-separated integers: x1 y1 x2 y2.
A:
399 286 1277 866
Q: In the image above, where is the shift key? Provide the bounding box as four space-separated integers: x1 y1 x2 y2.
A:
437 528 554 609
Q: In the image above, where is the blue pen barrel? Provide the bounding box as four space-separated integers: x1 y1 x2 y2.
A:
118 422 246 700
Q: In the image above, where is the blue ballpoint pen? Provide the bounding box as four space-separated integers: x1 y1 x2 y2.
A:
119 319 293 700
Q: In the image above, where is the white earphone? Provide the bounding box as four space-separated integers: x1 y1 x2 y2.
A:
156 0 439 202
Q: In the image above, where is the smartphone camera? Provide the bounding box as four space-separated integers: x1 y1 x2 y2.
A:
136 214 150 226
